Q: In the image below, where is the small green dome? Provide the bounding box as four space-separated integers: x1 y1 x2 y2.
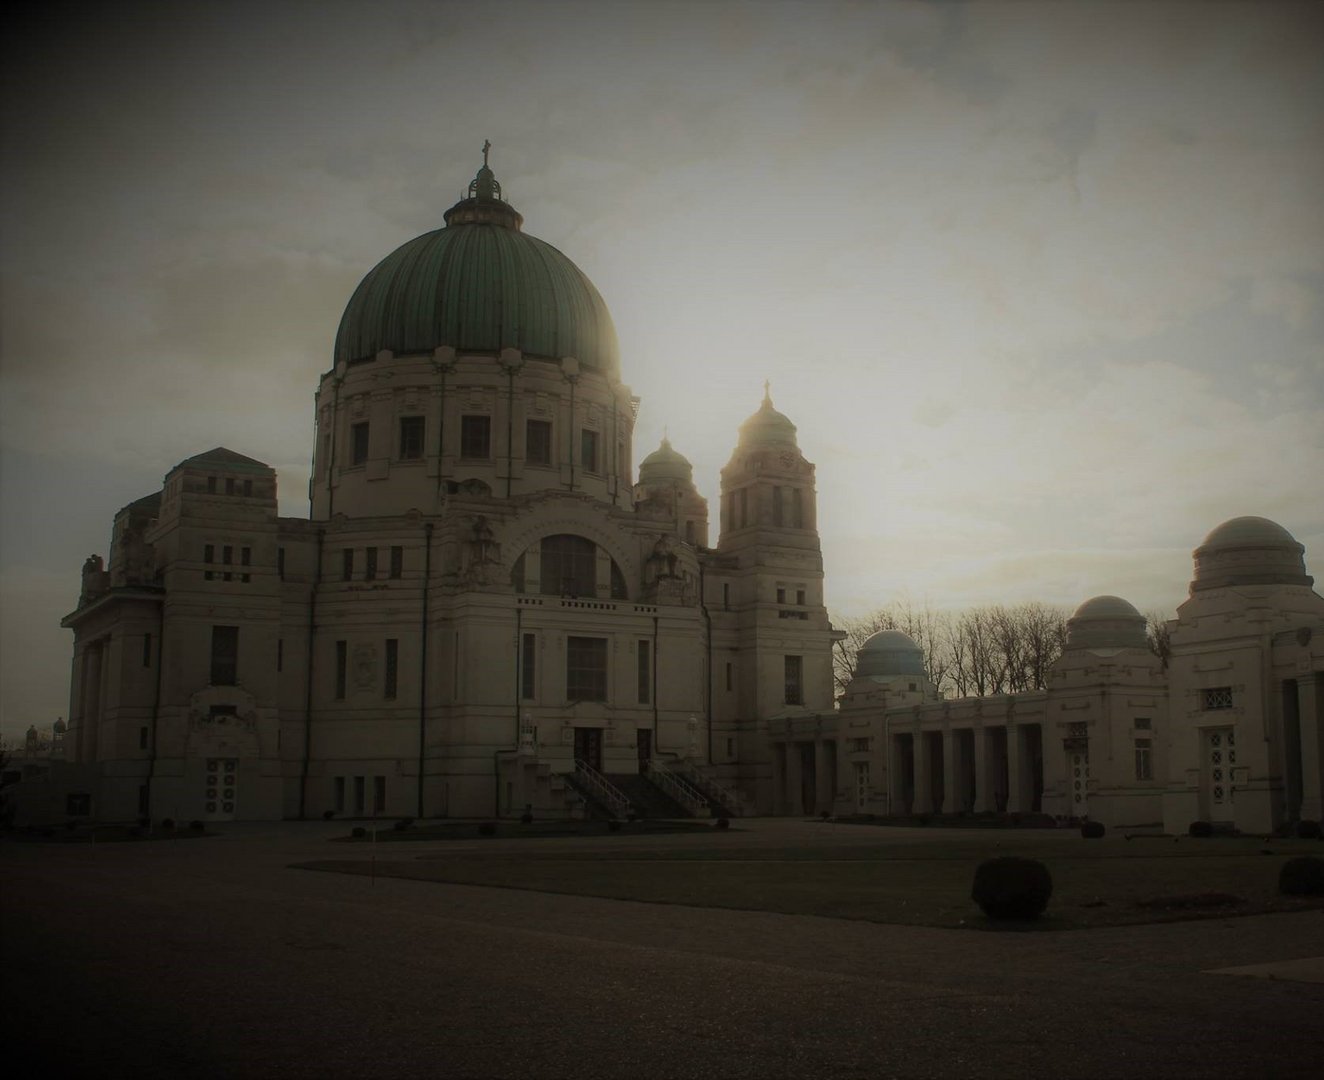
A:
334 158 619 375
639 437 693 485
856 630 925 679
738 386 797 449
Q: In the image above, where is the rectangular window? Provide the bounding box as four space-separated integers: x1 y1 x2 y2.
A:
390 545 403 579
277 638 283 673
277 547 285 580
1134 739 1153 781
521 633 536 700
365 547 378 581
384 638 398 699
796 588 806 606
1134 717 1152 730
240 545 251 583
139 725 148 750
334 776 345 813
637 640 651 705
1202 687 1233 710
335 640 347 700
852 737 871 753
567 636 608 703
776 587 786 605
581 429 599 473
784 655 804 706
460 414 491 459
725 662 733 692
526 419 553 465
142 633 152 668
353 775 365 815
399 415 425 460
207 476 217 494
204 543 214 580
222 544 233 582
243 478 252 497
723 583 730 609
373 775 386 813
342 548 354 581
351 422 370 465
210 625 239 686
773 486 784 526
225 477 236 496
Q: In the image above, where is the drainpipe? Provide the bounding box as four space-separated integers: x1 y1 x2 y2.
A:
699 561 712 764
298 528 324 819
497 605 524 816
435 358 450 501
416 522 433 819
145 614 165 818
653 614 660 746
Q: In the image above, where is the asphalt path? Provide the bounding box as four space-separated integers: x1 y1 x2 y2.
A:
3 821 1322 1078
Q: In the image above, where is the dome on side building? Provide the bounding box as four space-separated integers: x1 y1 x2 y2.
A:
856 629 926 679
1191 516 1312 592
334 154 620 375
737 385 798 449
638 437 693 485
1065 595 1148 651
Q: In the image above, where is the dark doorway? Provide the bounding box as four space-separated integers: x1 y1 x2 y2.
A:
926 731 945 813
637 728 652 771
574 727 603 772
1025 724 1044 812
799 742 816 814
896 734 915 814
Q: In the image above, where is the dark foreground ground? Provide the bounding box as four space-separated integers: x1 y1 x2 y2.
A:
4 819 1323 1079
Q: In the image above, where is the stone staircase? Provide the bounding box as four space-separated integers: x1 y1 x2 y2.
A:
604 773 692 819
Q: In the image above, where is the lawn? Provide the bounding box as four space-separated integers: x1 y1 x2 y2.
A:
295 831 1324 930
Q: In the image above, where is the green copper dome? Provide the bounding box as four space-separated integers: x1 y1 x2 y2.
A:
334 155 620 375
639 437 694 485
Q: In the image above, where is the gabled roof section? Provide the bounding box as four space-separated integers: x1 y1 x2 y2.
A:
174 447 272 473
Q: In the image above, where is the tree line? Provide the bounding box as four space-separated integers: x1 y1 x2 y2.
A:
832 600 1173 700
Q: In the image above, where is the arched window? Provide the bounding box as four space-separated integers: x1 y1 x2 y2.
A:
540 535 597 597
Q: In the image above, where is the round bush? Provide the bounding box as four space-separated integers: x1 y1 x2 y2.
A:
351 826 366 838
1279 856 1324 896
1296 820 1322 840
1080 821 1105 839
477 822 497 836
520 812 534 825
971 856 1053 920
714 817 730 830
1188 821 1213 838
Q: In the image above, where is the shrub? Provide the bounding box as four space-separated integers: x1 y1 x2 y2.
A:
1278 857 1324 896
351 826 366 838
714 817 730 830
477 822 496 836
1081 821 1105 839
1296 820 1322 840
1189 821 1213 838
189 820 204 832
971 857 1053 920
322 810 335 820
160 818 175 831
520 812 534 824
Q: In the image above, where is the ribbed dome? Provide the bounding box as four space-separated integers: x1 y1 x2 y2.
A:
638 437 693 485
738 387 798 449
856 630 926 679
334 159 619 375
1066 595 1148 651
1192 516 1312 592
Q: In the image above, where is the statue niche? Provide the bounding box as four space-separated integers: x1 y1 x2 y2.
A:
459 515 503 587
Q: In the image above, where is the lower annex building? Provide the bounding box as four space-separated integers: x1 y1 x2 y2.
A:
49 156 1323 834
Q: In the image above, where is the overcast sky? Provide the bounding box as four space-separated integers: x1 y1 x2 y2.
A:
2 0 1321 739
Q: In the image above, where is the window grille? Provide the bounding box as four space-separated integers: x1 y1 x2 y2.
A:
784 655 804 706
1202 687 1233 710
399 416 425 460
1134 739 1153 781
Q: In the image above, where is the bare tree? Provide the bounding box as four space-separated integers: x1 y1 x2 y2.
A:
1146 609 1173 670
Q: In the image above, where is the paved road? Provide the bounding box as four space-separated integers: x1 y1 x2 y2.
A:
4 821 1322 1078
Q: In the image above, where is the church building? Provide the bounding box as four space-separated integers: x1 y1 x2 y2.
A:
57 154 839 823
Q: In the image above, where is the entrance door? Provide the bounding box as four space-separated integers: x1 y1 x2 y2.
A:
574 727 603 772
637 729 652 771
1206 727 1235 820
1067 740 1089 818
204 758 237 820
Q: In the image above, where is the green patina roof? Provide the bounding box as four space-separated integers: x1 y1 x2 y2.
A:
334 159 619 375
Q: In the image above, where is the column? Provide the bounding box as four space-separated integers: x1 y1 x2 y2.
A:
1300 674 1323 821
784 741 802 816
1006 724 1024 813
973 727 989 812
914 731 932 814
940 728 956 813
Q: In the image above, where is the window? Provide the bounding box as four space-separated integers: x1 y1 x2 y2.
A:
243 478 252 497
277 639 283 672
792 488 803 528
460 414 491 459
567 636 608 703
796 588 806 606
384 638 398 699
207 476 217 494
723 583 730 609
225 477 236 495
342 548 354 581
773 486 784 526
334 776 345 813
241 546 251 583
399 415 425 460
637 640 651 705
540 534 597 596
334 641 347 700
353 775 365 815
526 419 552 465
851 737 871 753
222 545 233 582
204 543 214 580
725 662 733 691
784 655 804 706
581 429 600 473
277 547 285 580
1202 687 1233 710
776 587 786 605
139 726 149 750
365 547 378 581
351 422 370 465
521 633 536 700
210 625 238 686
373 775 386 813
1134 717 1152 730
390 546 403 579
1134 739 1153 781
142 633 152 668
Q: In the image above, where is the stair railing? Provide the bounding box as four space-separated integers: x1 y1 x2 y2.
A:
677 766 744 817
643 760 711 817
572 759 632 819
